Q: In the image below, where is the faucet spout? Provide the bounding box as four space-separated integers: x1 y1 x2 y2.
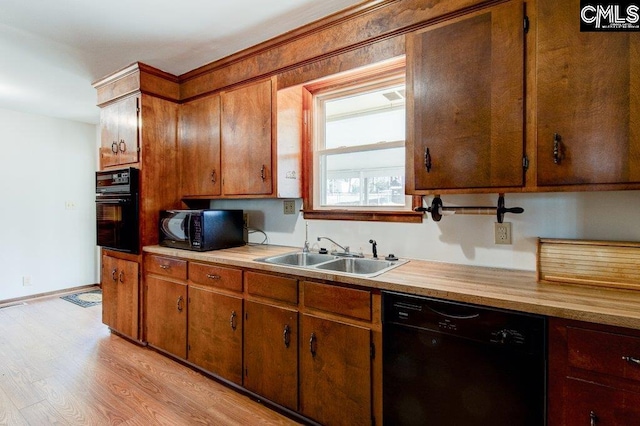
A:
317 236 363 257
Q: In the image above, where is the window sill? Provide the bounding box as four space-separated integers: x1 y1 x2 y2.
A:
302 209 423 223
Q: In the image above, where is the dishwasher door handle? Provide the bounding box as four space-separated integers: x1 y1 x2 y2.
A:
426 305 481 320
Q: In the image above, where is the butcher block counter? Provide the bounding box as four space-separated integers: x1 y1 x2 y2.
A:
143 243 640 331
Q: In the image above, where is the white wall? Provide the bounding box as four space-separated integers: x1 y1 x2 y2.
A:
0 108 97 301
211 189 640 271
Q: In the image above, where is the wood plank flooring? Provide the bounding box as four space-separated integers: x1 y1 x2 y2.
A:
0 292 301 425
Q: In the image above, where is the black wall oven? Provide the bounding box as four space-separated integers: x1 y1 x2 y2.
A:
96 168 139 254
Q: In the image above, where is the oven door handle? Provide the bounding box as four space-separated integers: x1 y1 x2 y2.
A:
95 198 131 204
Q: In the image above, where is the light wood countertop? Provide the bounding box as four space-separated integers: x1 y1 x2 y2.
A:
143 244 640 331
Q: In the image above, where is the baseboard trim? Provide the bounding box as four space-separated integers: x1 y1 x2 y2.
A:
0 283 100 307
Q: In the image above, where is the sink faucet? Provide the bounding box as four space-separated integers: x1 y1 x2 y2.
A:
317 236 364 257
302 222 310 253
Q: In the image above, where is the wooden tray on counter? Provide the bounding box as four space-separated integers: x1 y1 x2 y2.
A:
538 238 640 291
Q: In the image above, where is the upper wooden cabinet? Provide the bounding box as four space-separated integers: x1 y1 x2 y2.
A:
99 95 139 168
536 0 640 187
406 1 525 193
179 94 222 197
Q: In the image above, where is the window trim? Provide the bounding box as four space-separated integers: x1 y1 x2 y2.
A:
301 57 422 223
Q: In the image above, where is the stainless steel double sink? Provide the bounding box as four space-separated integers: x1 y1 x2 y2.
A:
254 251 407 278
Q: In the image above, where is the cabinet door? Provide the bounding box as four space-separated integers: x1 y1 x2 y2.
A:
145 276 187 359
244 301 298 410
564 379 640 425
188 286 243 384
99 102 120 168
116 95 140 165
101 254 119 329
300 314 371 426
407 1 524 191
114 258 139 338
537 0 640 186
221 79 273 195
179 95 222 196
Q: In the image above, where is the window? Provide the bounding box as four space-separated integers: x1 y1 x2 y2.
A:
302 59 421 222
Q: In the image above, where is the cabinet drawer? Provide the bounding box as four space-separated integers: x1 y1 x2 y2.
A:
189 262 242 292
303 281 371 321
246 271 298 304
568 326 640 382
146 255 187 280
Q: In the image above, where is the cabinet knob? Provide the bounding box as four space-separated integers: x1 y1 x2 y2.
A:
230 310 237 330
118 270 125 283
260 165 266 181
119 140 127 153
176 295 184 313
159 264 170 270
210 168 217 184
283 324 291 348
424 147 432 173
309 332 317 357
623 356 640 365
111 268 118 282
553 133 563 164
206 274 221 280
111 141 118 154
590 411 598 426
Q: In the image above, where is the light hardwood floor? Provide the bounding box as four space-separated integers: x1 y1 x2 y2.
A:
0 291 301 425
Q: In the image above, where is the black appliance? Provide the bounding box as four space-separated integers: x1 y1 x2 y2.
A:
159 209 244 251
383 291 546 426
95 168 139 254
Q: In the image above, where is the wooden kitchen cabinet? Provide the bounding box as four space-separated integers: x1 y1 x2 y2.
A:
244 272 299 410
179 94 222 197
221 78 274 195
406 0 525 193
536 0 640 187
99 95 139 168
187 262 244 385
548 317 640 425
145 259 188 359
101 253 139 339
299 281 374 426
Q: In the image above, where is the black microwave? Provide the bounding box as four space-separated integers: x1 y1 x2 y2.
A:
159 209 244 251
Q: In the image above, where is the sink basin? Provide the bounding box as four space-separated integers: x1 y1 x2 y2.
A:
256 251 407 278
257 252 337 267
315 257 404 276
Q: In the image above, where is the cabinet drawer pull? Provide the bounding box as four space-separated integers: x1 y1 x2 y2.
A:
159 264 170 270
111 141 118 154
230 311 237 330
119 140 127 153
118 270 125 283
210 168 217 183
309 332 317 357
424 147 432 173
623 356 640 365
177 296 184 312
206 274 221 280
590 411 598 426
553 133 562 164
260 165 266 181
283 324 291 348
111 268 118 282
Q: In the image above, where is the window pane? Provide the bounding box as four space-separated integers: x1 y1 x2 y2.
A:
320 147 405 207
324 86 405 149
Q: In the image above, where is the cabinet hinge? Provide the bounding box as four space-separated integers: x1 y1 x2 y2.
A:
370 342 375 359
524 16 530 34
523 155 530 172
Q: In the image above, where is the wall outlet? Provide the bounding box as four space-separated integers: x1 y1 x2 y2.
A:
283 200 296 215
65 200 76 210
495 222 512 245
23 276 32 286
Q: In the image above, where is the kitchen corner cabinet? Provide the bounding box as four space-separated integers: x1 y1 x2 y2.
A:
406 0 525 193
299 281 376 426
99 95 140 168
179 94 222 197
101 253 139 339
536 0 640 187
244 272 299 410
548 317 640 425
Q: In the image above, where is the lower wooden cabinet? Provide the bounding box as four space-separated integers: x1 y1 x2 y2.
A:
188 286 243 384
548 317 640 425
145 275 187 358
101 253 139 339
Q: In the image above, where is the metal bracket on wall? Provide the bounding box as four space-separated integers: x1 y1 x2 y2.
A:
414 194 524 223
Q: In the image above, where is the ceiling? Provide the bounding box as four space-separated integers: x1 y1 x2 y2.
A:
0 0 364 124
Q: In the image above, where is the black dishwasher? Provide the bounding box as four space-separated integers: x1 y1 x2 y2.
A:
383 291 546 426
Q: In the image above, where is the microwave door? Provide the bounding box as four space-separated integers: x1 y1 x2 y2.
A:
161 215 189 242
